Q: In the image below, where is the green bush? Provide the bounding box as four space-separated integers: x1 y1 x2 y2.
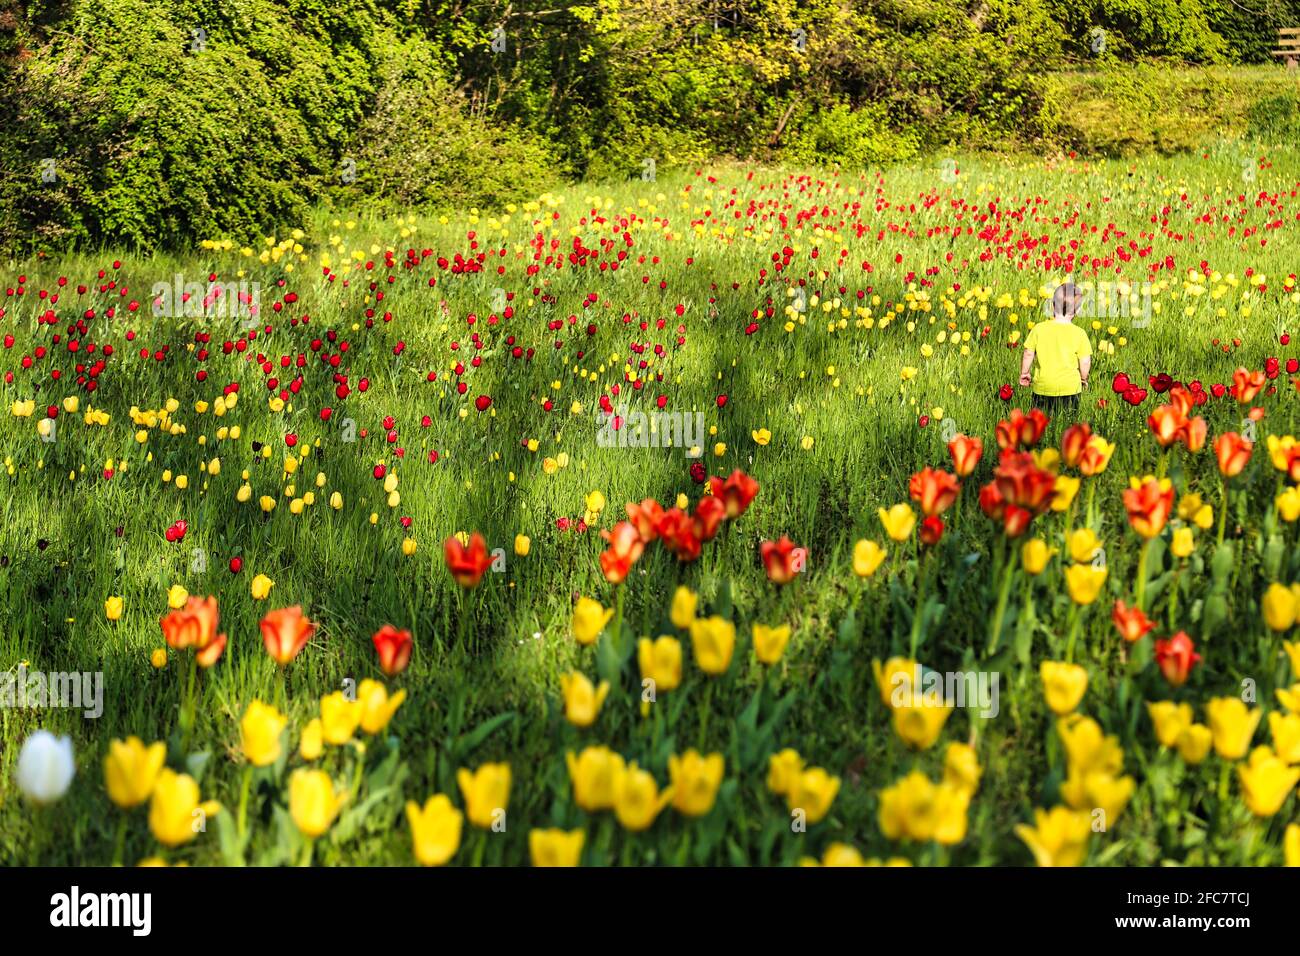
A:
331 32 561 212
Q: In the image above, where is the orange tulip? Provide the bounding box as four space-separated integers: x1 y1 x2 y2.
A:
1060 423 1092 469
1111 600 1155 644
1122 477 1174 539
625 498 664 543
1214 432 1253 478
1233 367 1265 404
947 434 983 477
1147 405 1188 449
372 625 413 677
1167 385 1195 417
160 596 221 652
1182 416 1207 453
992 451 1056 516
261 606 316 666
598 521 645 584
444 532 493 588
995 408 1048 451
195 632 227 668
908 467 961 517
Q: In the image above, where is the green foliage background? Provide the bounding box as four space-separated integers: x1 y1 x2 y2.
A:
2 0 1300 251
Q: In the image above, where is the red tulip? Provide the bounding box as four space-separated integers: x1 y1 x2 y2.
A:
1155 631 1201 687
372 624 413 677
760 536 803 584
445 533 493 587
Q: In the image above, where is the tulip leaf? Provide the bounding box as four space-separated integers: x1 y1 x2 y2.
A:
457 710 516 755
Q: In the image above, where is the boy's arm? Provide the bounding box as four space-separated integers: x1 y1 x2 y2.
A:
1019 349 1035 387
1078 354 1092 388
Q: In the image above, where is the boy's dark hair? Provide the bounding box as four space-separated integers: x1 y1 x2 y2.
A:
1052 282 1085 318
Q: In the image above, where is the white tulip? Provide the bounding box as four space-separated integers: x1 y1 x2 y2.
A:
16 731 75 805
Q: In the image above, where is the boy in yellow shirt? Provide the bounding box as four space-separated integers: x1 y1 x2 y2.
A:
1019 282 1092 417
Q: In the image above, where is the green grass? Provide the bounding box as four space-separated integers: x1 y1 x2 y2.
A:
2 147 1300 866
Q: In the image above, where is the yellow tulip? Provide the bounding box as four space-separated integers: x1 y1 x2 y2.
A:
872 657 920 708
319 692 362 745
766 748 805 796
1067 528 1100 563
1237 746 1300 816
668 750 725 817
299 718 323 761
1147 701 1193 748
1015 806 1091 867
878 770 937 841
1286 823 1300 866
104 596 124 621
104 737 166 810
1277 486 1300 523
150 648 167 669
1057 714 1124 776
357 679 405 734
1040 661 1088 715
289 769 343 838
167 584 188 609
1021 538 1051 575
669 585 698 629
1051 475 1080 512
806 843 868 866
1170 526 1194 559
529 828 585 866
853 539 887 577
637 636 682 693
240 700 287 767
149 769 220 847
1284 640 1300 680
891 699 953 750
559 671 610 728
689 616 736 676
1064 563 1107 605
878 504 916 542
572 596 613 645
752 623 791 665
457 762 511 829
1268 711 1300 763
566 746 626 812
613 762 673 831
1176 724 1213 764
1278 684 1300 713
786 767 840 824
513 534 531 557
1262 582 1298 632
406 794 462 866
1206 697 1262 760
250 573 275 601
943 742 983 796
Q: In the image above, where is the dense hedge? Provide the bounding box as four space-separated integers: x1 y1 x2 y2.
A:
2 0 1300 252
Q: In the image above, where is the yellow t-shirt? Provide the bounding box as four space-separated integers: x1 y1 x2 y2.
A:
1024 320 1091 396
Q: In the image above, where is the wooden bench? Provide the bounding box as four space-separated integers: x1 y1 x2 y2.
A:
1274 27 1300 69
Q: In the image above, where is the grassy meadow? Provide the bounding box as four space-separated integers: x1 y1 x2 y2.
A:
3 147 1300 866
